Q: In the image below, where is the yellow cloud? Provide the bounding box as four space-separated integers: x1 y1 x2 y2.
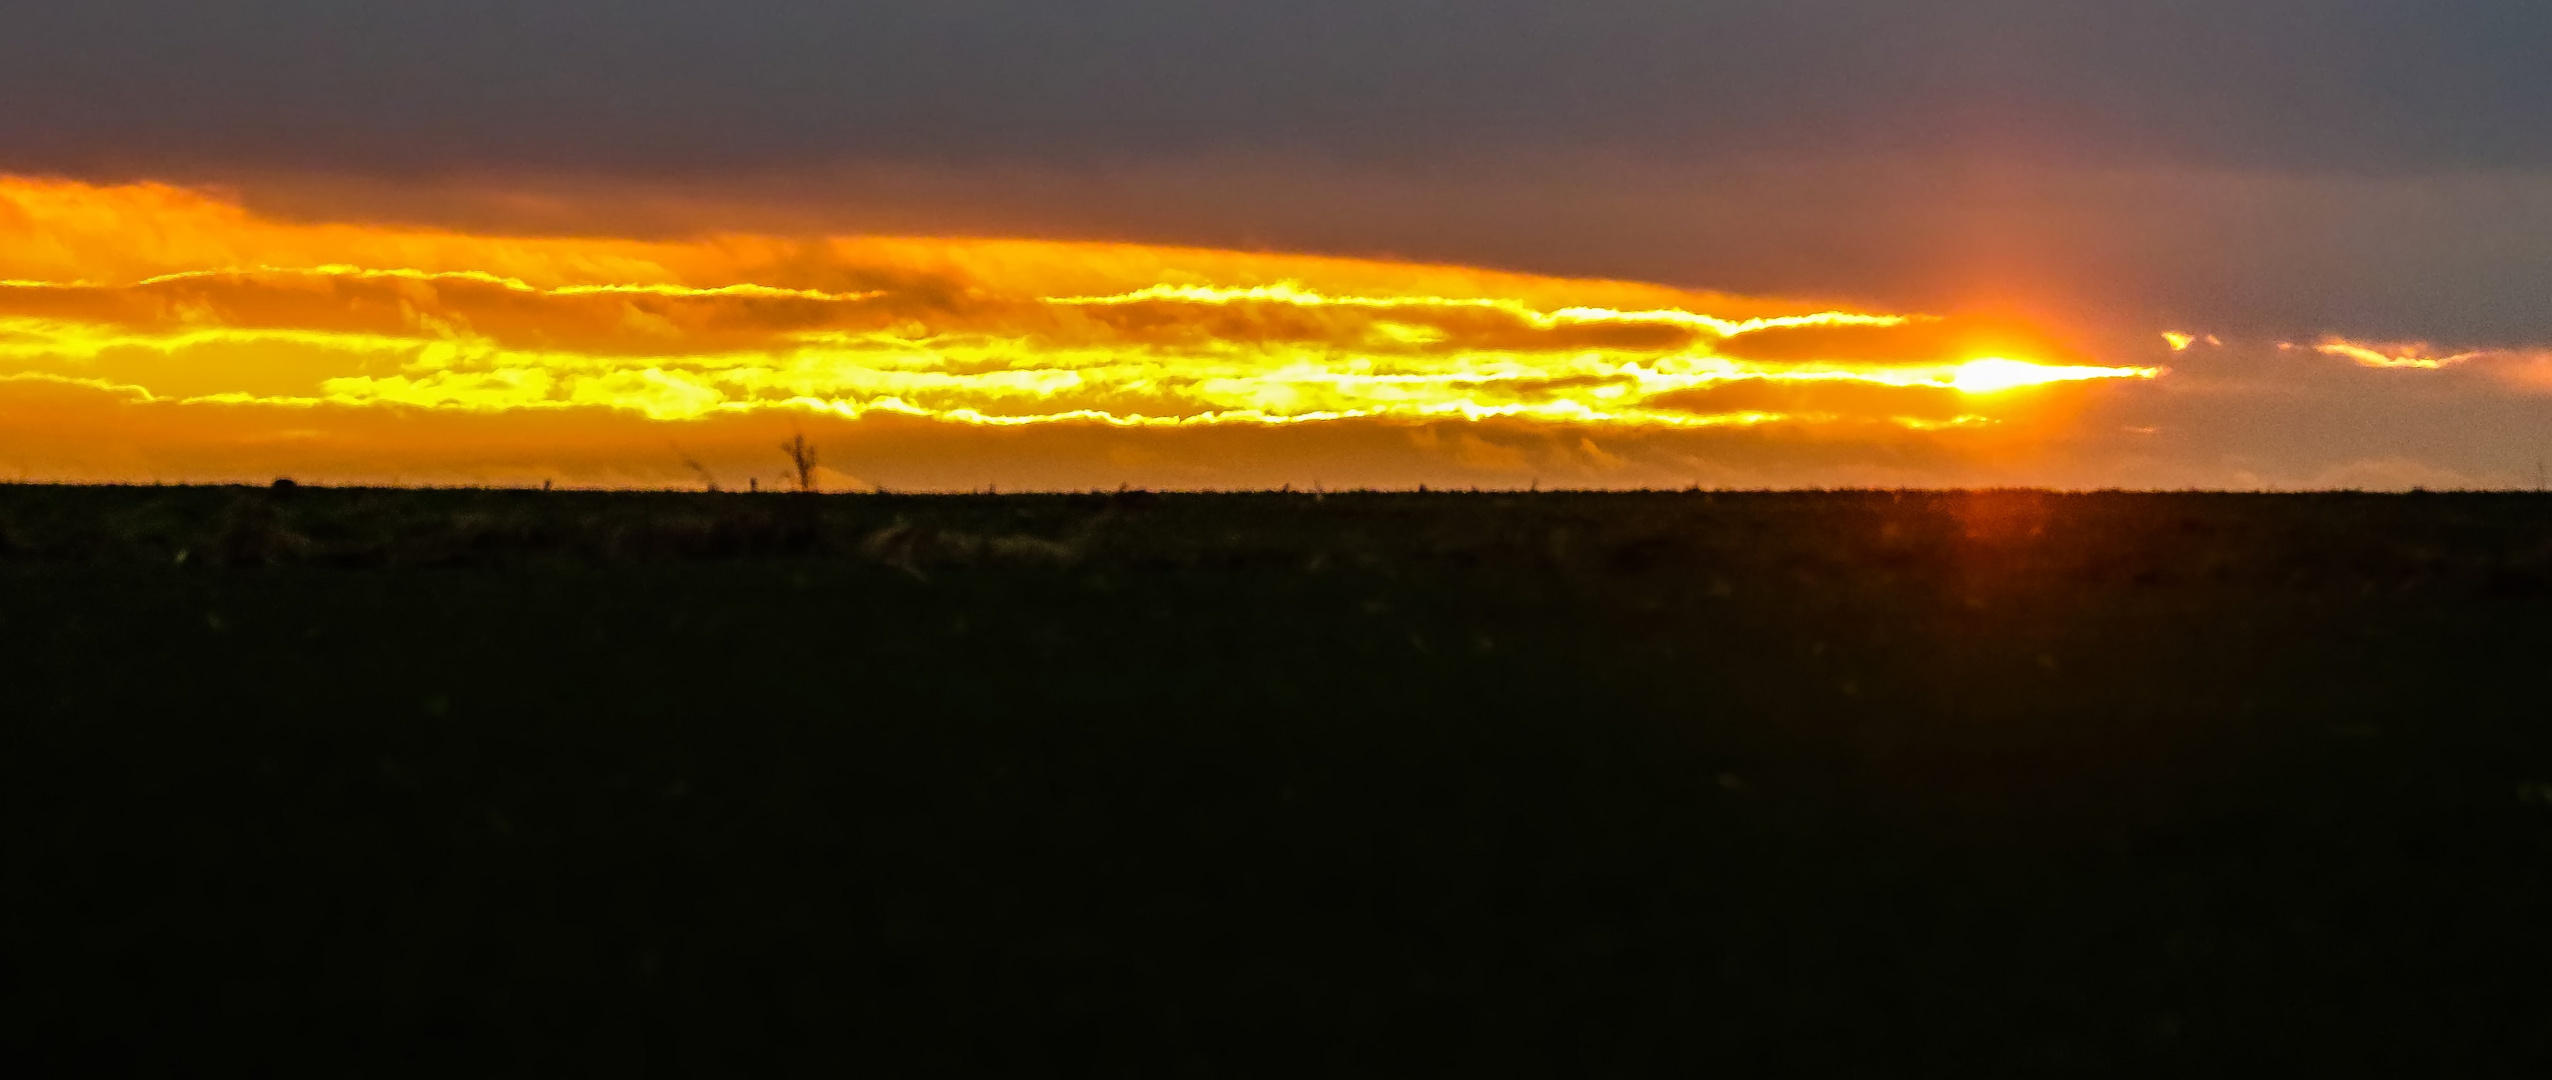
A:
0 175 2165 486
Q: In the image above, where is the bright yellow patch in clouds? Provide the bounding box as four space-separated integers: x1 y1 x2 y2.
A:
0 175 2158 485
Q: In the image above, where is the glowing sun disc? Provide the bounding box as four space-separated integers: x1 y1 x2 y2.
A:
1952 357 2157 394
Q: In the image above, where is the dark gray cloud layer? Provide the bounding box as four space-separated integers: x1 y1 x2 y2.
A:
5 1 2550 174
12 2 2552 355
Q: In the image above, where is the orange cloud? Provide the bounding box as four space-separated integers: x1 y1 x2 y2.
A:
0 175 2163 487
2310 338 2483 370
2304 336 2552 394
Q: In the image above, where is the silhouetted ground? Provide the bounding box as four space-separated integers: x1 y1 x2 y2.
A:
3 484 2550 1075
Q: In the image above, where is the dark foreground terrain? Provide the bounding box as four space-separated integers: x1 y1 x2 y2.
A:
4 484 2550 1074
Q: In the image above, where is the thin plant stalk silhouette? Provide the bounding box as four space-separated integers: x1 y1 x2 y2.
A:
671 441 719 492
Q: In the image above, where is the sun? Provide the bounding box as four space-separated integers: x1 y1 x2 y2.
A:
1950 357 2160 394
1951 358 2056 394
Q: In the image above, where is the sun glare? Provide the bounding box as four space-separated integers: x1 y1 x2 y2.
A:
1952 358 2158 395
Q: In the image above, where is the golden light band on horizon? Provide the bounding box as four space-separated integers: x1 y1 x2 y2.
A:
0 175 2163 482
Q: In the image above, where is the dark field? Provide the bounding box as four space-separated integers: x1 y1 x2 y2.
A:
4 484 2551 1074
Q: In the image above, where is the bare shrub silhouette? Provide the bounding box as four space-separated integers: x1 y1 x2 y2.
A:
780 431 819 493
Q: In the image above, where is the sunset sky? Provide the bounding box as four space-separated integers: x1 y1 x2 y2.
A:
4 1 2549 490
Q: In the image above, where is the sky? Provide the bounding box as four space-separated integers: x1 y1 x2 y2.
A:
3 1 2549 490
